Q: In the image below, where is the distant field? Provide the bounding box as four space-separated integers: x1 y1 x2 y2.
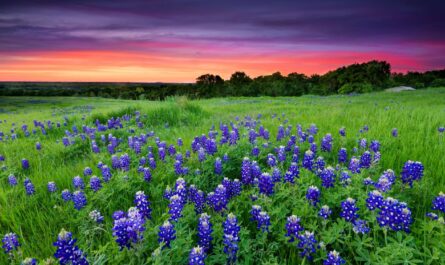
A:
0 88 445 264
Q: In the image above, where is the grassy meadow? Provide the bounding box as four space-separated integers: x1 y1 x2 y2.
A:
0 88 445 264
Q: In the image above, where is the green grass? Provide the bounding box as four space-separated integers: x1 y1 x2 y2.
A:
0 89 445 264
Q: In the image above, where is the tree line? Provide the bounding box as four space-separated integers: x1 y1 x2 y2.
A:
1 60 444 100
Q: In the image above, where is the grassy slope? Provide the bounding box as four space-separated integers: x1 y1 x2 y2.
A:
0 88 444 264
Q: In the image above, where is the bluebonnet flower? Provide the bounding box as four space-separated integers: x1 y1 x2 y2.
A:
277 146 286 162
377 197 413 232
439 127 445 133
229 130 238 145
198 213 213 252
339 127 346 137
352 219 370 234
47 182 57 193
120 154 130 171
189 246 206 265
339 171 351 186
53 229 88 265
319 205 332 220
231 179 242 197
208 185 228 212
401 160 424 187
426 212 438 220
83 167 92 176
374 174 394 193
271 167 282 183
315 156 326 172
62 137 70 147
306 186 321 206
223 213 240 265
366 190 383 211
61 189 72 201
158 220 176 248
2 232 20 254
297 231 318 261
214 158 222 175
267 153 277 167
256 211 271 232
149 158 156 169
308 135 314 144
134 191 152 219
73 176 85 190
177 138 183 146
112 207 146 250
89 176 102 192
139 167 151 182
198 148 206 162
24 179 35 195
174 160 183 175
337 148 347 164
363 177 374 186
190 187 206 214
392 128 398 137
360 151 372 168
158 147 166 161
258 173 274 196
373 152 381 164
285 215 304 242
89 210 104 223
303 150 314 171
22 159 29 170
308 124 318 135
432 192 445 213
241 157 253 185
320 167 336 188
8 174 18 186
310 143 317 154
35 142 41 151
324 250 346 265
348 157 360 174
223 153 229 162
340 198 359 223
111 155 120 169
321 133 333 152
0 154 4 161
370 140 380 152
249 129 257 144
277 125 285 141
169 195 185 222
100 165 112 182
359 138 367 149
72 191 87 210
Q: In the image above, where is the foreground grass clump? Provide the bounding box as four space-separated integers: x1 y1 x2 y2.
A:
0 88 445 264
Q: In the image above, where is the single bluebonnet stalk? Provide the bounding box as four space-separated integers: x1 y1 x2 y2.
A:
2 232 20 254
47 181 57 193
198 213 213 252
189 246 206 265
324 250 346 265
297 231 318 261
53 229 88 265
285 215 304 242
340 198 359 223
319 205 332 220
258 173 274 196
89 176 102 192
432 192 445 213
401 160 424 187
158 220 176 248
72 191 87 210
306 186 321 206
223 213 240 265
134 191 152 220
89 210 104 223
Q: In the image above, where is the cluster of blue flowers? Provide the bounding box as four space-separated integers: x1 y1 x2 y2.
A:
112 207 146 250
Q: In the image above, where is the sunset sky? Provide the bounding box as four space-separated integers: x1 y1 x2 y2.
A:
0 0 444 82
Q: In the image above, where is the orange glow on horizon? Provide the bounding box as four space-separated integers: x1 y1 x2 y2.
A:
0 50 427 82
